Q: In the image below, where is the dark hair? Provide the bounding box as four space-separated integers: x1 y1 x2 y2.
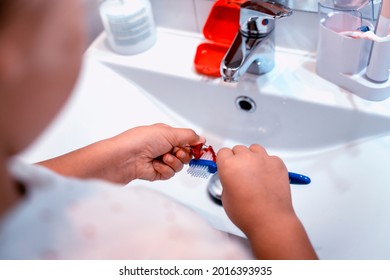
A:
0 0 15 27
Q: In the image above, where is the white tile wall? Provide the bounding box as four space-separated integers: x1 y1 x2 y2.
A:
150 0 318 52
150 0 199 32
85 0 318 52
149 0 216 33
193 0 216 32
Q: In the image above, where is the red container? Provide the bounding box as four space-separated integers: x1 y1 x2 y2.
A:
194 0 245 77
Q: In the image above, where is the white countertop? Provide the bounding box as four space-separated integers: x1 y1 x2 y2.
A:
21 28 390 259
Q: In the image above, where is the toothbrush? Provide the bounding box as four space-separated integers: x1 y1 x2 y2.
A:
187 144 218 178
187 145 311 185
339 25 390 42
340 30 390 42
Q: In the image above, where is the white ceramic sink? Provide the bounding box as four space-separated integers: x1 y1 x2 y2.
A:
102 62 390 154
24 28 390 259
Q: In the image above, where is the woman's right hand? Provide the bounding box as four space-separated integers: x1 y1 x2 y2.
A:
217 144 318 259
217 144 293 233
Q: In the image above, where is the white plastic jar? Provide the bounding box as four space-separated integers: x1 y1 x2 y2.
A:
99 0 157 55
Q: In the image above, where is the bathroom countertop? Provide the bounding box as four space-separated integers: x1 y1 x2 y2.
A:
22 28 390 259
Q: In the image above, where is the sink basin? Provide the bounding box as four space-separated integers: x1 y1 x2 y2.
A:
31 28 389 259
102 62 390 155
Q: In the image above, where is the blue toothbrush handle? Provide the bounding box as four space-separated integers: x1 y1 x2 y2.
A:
189 159 311 185
288 172 311 185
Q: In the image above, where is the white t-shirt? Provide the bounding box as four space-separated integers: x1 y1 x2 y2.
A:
0 158 252 260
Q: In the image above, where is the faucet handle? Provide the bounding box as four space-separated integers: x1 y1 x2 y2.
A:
241 0 293 19
240 0 292 37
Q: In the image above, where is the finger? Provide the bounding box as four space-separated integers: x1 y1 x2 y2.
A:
216 147 234 163
172 145 191 156
249 144 268 155
152 160 175 180
171 128 206 147
232 145 250 155
162 153 184 173
152 123 172 128
175 148 192 164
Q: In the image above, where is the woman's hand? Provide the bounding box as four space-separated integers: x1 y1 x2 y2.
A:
217 144 318 260
217 144 293 233
38 123 205 184
108 123 205 182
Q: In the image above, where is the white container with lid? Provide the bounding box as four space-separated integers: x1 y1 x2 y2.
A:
99 0 157 55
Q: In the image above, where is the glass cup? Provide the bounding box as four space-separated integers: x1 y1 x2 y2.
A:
316 0 374 75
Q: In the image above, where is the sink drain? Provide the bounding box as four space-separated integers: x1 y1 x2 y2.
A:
235 96 256 113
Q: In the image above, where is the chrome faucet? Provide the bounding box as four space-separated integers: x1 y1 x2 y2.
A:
220 0 292 82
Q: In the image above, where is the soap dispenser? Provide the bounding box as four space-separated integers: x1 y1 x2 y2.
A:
98 0 157 55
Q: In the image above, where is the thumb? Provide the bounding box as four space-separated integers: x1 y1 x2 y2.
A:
170 127 205 147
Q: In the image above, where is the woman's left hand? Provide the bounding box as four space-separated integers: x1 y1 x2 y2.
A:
38 123 205 184
109 123 205 182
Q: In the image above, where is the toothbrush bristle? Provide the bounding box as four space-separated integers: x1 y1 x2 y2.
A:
200 151 213 161
187 152 218 178
187 146 217 179
187 163 212 179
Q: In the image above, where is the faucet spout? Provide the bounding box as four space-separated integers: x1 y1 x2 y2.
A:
220 0 292 83
221 20 275 82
